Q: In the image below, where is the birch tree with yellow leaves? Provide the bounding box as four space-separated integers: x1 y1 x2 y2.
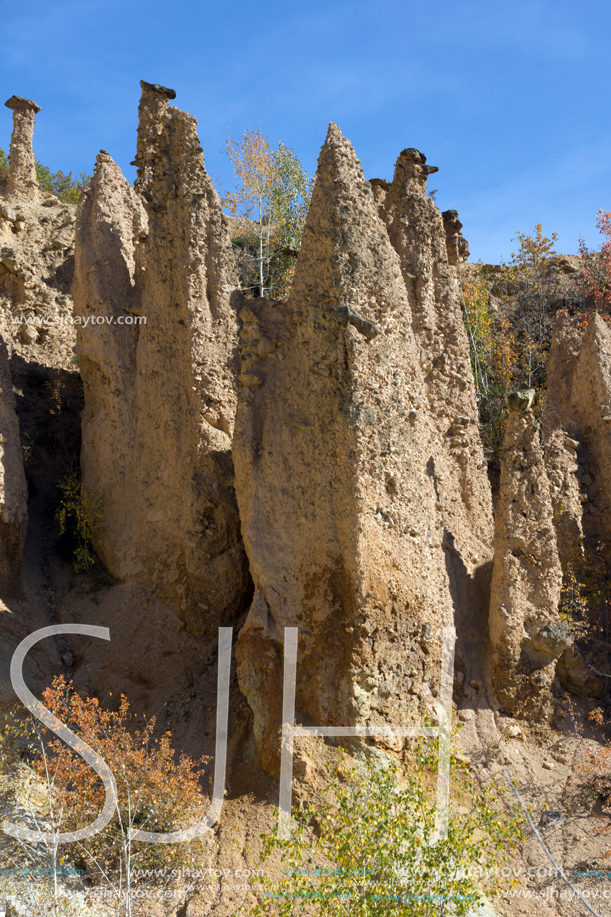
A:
220 129 312 300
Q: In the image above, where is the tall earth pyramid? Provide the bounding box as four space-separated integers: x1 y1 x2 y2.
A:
4 96 40 196
543 313 611 554
73 82 250 637
233 124 456 774
382 148 494 691
489 391 566 717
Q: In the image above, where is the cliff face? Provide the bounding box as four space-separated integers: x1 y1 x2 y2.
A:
73 83 250 638
549 314 611 548
0 95 79 592
544 428 585 573
10 77 611 765
489 391 567 717
0 335 27 587
233 124 458 774
542 314 611 696
382 150 492 555
543 313 583 433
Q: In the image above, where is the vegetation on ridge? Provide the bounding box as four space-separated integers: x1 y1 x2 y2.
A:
0 146 90 203
219 128 313 301
461 218 611 458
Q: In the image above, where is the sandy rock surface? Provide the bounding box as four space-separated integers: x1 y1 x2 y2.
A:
546 314 611 548
233 124 459 774
382 146 495 697
489 391 566 718
2 84 611 917
73 83 250 638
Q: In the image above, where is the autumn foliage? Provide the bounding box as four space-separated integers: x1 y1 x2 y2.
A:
578 210 611 318
0 675 213 916
0 146 8 191
220 128 312 300
460 224 564 455
37 678 210 871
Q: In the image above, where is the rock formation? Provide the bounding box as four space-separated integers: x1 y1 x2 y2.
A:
542 313 611 696
73 82 250 638
541 315 588 609
441 209 470 266
381 148 494 692
1 94 77 369
0 334 27 588
0 191 77 368
368 178 389 219
543 429 584 573
544 313 611 552
489 390 567 717
543 313 583 437
4 96 40 197
0 94 75 596
233 124 456 774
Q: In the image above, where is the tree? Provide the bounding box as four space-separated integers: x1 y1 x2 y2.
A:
461 225 562 458
220 129 312 300
0 147 8 191
0 145 90 202
578 210 611 317
267 141 311 253
1 678 214 916
246 737 525 917
461 264 517 456
502 224 562 393
35 161 91 205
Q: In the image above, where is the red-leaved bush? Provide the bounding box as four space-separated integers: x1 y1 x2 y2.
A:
578 210 611 315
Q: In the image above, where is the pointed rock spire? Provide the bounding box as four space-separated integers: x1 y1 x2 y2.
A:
489 391 566 717
74 89 249 638
233 123 455 774
381 148 493 691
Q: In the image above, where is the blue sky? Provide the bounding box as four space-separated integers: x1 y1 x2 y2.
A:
1 0 609 262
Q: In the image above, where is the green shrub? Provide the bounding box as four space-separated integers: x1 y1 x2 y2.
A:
247 737 525 916
55 472 104 573
0 146 9 191
0 145 90 202
35 161 91 205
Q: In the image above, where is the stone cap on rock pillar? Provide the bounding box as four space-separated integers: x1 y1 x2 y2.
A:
4 96 41 114
134 82 178 197
398 147 439 173
400 147 427 163
4 95 41 195
506 389 536 412
139 81 176 100
441 209 462 231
